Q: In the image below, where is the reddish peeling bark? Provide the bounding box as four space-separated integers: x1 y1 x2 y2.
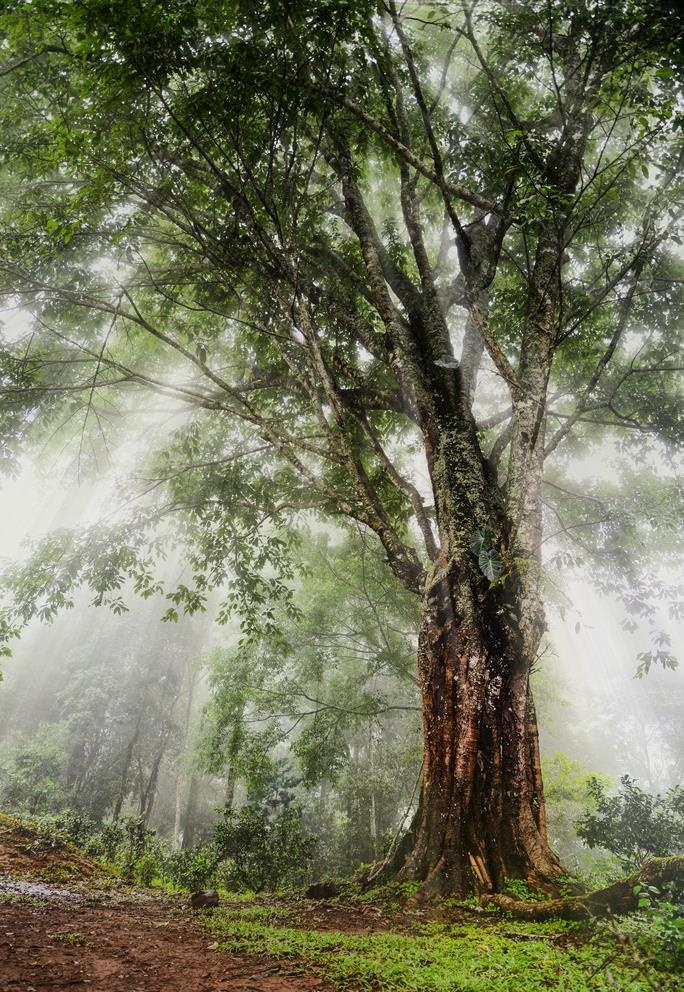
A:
393 558 563 897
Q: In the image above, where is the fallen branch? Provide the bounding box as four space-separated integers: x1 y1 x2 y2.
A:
481 857 684 921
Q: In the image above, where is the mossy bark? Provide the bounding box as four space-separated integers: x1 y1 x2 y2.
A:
480 857 684 920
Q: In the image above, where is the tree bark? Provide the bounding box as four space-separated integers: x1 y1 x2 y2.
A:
393 555 563 897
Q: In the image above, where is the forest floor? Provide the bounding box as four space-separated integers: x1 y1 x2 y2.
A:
0 817 330 992
0 816 680 992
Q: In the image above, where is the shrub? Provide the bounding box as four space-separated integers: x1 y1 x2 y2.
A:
135 852 159 886
213 804 316 893
47 809 98 849
87 821 125 863
160 844 218 892
576 775 684 869
97 815 159 881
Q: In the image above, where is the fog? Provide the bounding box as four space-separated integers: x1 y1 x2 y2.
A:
1 422 681 855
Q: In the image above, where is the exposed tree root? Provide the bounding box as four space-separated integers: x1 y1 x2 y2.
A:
480 857 684 920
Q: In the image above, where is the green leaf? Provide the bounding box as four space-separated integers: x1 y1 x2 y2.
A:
478 548 502 582
470 526 495 555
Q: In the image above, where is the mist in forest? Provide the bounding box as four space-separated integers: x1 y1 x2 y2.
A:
0 423 681 877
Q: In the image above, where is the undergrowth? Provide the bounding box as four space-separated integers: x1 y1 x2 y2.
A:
203 912 680 992
3 811 681 990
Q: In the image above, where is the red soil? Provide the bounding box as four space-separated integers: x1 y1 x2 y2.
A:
0 900 330 992
0 817 332 992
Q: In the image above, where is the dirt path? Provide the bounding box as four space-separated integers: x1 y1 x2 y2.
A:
0 817 332 992
0 897 331 992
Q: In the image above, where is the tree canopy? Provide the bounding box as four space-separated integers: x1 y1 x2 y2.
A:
0 0 680 632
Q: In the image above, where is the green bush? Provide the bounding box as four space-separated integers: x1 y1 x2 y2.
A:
160 844 218 892
213 805 316 893
135 851 159 886
576 775 684 869
94 815 159 881
29 809 96 850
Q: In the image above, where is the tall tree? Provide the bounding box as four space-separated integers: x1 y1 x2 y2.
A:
0 1 681 894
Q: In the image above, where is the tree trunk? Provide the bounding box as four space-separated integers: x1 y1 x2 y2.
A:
182 775 199 849
368 719 379 859
173 662 199 846
223 705 244 813
140 742 165 826
173 766 184 847
112 718 141 821
394 556 563 897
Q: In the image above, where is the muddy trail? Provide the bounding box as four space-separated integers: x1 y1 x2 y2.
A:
0 898 333 992
0 818 334 992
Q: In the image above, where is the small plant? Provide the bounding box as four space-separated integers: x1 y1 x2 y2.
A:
50 931 85 946
469 527 502 581
502 877 546 902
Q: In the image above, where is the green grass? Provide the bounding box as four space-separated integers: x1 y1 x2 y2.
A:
219 902 293 922
204 912 679 991
49 931 85 945
0 892 48 906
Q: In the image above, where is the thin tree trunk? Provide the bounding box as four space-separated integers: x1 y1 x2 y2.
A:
141 741 166 826
112 717 141 821
173 768 184 846
223 705 244 813
182 775 199 849
368 720 378 859
173 664 199 846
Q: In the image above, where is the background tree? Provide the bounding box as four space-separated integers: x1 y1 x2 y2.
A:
0 596 207 828
198 531 422 872
0 0 682 895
